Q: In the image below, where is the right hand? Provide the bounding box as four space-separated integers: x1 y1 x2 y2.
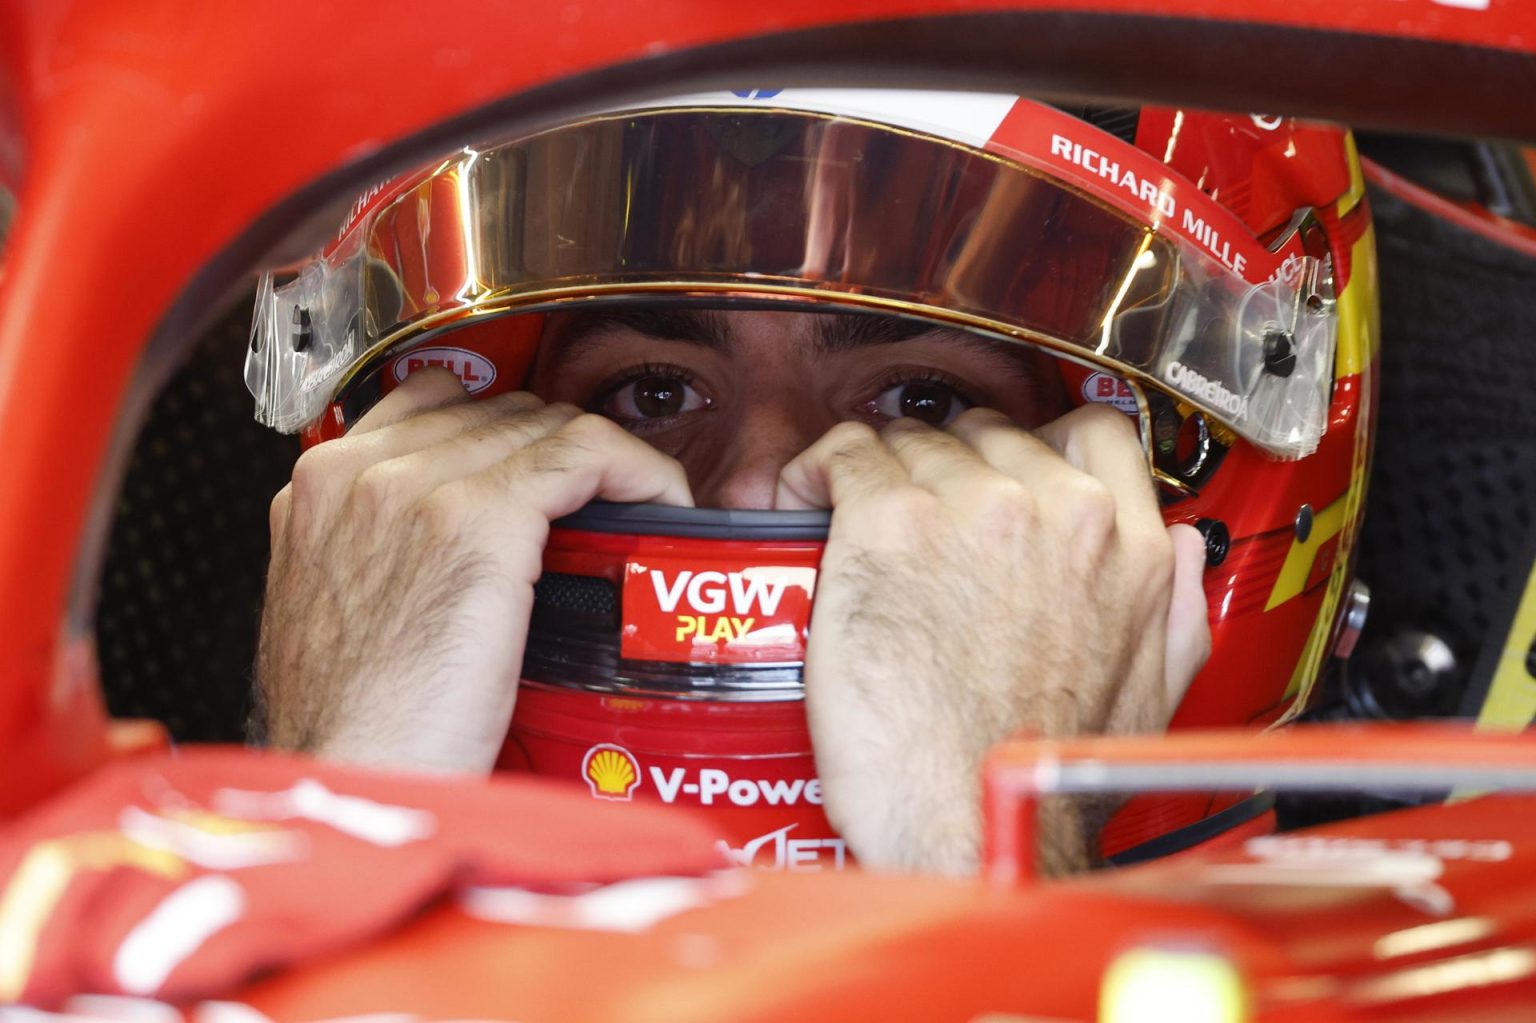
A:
775 406 1210 876
256 368 693 773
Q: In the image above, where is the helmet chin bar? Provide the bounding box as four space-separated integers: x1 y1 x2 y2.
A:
506 502 845 870
524 503 827 701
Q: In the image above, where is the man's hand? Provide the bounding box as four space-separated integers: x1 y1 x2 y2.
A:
775 405 1210 877
256 369 692 773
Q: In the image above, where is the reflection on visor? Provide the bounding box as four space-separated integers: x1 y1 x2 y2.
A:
248 104 1337 457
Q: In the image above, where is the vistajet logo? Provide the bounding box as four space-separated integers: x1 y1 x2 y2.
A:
1164 361 1248 420
717 824 847 871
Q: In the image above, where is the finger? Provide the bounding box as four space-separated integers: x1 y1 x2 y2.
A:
1163 523 1212 711
349 366 476 434
946 407 1082 495
455 413 694 522
774 421 909 510
879 417 996 497
270 485 290 537
357 401 586 504
350 386 546 454
269 484 292 545
1030 404 1162 534
298 387 548 495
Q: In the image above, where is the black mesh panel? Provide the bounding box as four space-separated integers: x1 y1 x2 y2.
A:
1353 184 1536 704
532 572 617 620
96 303 299 742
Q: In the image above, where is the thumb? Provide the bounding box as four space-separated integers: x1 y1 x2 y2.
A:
1163 523 1212 714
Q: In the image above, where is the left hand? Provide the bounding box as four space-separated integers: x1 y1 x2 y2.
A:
775 404 1210 876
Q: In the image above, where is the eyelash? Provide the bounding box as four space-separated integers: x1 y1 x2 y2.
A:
591 362 705 426
588 362 987 430
867 367 985 409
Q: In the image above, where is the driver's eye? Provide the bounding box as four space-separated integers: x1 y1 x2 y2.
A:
870 380 972 427
603 372 710 421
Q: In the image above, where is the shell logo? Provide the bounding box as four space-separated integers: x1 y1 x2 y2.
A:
582 744 641 801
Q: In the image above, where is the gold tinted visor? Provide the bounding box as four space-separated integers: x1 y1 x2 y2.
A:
249 107 1335 456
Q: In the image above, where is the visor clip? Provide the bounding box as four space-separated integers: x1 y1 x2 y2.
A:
1194 518 1230 568
1263 331 1296 377
291 306 313 353
1294 504 1314 542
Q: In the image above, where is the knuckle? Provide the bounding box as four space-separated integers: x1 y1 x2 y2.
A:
350 460 414 518
268 486 292 537
435 394 500 429
1150 529 1179 574
488 389 546 412
1070 402 1140 450
475 412 542 450
287 443 352 501
1130 528 1178 585
524 434 580 477
971 476 1037 528
1071 400 1137 432
868 483 938 523
878 417 941 451
950 406 1010 432
411 481 472 537
543 400 583 417
1065 473 1116 515
410 388 541 439
823 419 880 453
1060 475 1117 541
418 391 521 437
529 414 625 473
472 404 585 463
563 410 622 440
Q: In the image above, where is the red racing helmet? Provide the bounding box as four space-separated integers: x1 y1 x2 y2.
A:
247 90 1378 864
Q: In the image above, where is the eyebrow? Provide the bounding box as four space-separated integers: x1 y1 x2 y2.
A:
549 307 977 360
811 312 951 352
548 308 732 363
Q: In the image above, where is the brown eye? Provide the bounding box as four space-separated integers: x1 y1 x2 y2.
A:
603 373 708 421
633 375 684 417
872 380 970 427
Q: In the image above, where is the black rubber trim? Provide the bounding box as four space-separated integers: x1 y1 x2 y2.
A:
1107 791 1277 867
555 502 830 540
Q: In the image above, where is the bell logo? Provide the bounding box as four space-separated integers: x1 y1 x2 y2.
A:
582 744 641 801
1081 371 1139 414
392 346 498 394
